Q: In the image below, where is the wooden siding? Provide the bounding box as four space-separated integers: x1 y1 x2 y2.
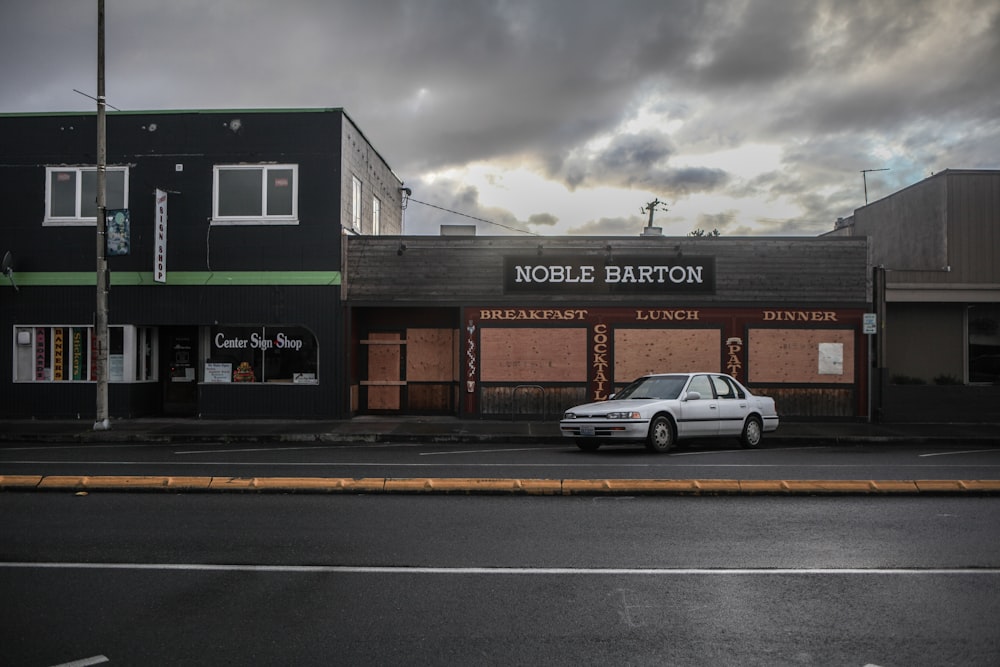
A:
345 236 870 306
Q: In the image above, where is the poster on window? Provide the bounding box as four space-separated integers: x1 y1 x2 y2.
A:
106 209 130 256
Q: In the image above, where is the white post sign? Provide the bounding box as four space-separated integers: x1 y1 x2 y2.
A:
154 189 168 283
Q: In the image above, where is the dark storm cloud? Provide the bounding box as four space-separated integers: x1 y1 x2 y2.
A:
1 0 997 236
551 130 730 195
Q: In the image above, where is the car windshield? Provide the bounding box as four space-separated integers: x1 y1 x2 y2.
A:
614 375 687 400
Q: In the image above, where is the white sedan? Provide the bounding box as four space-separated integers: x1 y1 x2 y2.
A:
560 372 779 453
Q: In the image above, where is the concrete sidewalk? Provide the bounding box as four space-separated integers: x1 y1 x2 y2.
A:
2 415 1000 446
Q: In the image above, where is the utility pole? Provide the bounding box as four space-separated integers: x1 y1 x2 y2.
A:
94 0 110 430
861 168 889 205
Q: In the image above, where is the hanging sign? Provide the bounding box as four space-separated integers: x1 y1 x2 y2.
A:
106 209 130 256
154 189 168 283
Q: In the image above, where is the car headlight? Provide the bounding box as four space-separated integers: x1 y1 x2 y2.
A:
563 412 577 419
605 411 641 419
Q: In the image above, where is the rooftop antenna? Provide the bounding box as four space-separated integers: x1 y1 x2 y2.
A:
861 168 890 205
640 198 668 228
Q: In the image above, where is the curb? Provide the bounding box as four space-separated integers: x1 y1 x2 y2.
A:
3 475 1000 495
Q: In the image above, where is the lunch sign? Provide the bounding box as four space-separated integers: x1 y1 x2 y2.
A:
503 255 716 294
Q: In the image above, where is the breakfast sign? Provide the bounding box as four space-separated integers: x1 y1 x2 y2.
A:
503 255 715 294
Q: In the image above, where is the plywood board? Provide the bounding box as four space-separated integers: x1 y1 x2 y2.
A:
614 328 721 379
367 332 401 382
480 327 587 382
749 328 855 383
406 328 454 382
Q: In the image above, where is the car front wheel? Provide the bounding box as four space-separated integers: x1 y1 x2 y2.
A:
645 415 674 453
740 416 763 448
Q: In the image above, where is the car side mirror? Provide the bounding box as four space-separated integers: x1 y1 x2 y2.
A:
684 391 702 401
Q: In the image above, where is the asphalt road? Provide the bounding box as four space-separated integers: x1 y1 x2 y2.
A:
2 492 999 666
2 438 1000 481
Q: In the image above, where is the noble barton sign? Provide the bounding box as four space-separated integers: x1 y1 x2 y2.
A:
504 255 716 294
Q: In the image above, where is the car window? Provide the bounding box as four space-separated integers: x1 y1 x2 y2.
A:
616 375 686 400
711 375 735 399
687 375 713 397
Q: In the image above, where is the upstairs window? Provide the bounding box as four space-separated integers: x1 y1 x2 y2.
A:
372 195 381 235
212 164 298 225
44 166 129 225
351 176 362 232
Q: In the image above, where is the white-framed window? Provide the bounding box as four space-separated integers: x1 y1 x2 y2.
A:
351 176 362 232
372 195 381 235
12 325 157 383
212 164 298 225
44 166 129 225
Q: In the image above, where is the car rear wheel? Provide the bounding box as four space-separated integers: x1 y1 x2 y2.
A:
645 415 674 453
740 416 763 448
576 439 601 452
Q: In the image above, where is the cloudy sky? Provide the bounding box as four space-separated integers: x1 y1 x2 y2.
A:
2 0 998 236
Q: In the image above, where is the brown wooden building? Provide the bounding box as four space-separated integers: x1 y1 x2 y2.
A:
343 235 872 420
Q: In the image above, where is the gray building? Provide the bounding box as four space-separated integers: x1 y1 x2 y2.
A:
827 169 1000 422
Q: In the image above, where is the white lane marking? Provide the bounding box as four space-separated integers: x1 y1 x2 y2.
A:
3 562 999 575
420 447 567 456
50 656 110 667
670 446 831 456
920 449 1000 458
175 443 427 455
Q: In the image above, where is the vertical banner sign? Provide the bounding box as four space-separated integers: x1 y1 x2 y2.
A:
72 328 83 380
35 328 47 381
154 189 168 283
53 328 64 381
106 209 130 255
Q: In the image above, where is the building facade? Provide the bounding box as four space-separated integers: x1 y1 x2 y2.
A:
828 169 1000 422
344 235 873 420
0 108 402 419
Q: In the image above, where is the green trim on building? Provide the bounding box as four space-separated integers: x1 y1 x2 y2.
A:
3 271 341 287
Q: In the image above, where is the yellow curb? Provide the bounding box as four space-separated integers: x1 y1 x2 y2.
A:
36 476 88 489
381 478 562 493
960 480 1000 492
249 477 386 492
208 477 257 490
691 479 741 493
782 480 878 493
914 480 975 492
562 479 710 493
0 475 43 489
869 480 920 493
739 480 790 493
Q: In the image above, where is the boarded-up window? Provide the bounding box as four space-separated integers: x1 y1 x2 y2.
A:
749 329 854 383
480 327 586 382
406 328 455 381
614 328 721 379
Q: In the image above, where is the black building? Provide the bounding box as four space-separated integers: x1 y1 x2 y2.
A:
0 108 403 419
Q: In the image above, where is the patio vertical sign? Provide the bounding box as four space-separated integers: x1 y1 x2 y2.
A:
154 189 168 283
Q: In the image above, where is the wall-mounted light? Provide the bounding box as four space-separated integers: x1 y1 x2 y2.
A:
397 242 407 256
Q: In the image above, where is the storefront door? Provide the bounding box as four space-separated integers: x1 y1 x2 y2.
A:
363 331 405 411
361 328 457 414
162 326 198 416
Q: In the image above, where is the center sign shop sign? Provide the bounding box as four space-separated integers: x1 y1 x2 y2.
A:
504 256 715 294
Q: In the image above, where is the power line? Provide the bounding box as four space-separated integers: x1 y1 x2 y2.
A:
407 197 539 236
